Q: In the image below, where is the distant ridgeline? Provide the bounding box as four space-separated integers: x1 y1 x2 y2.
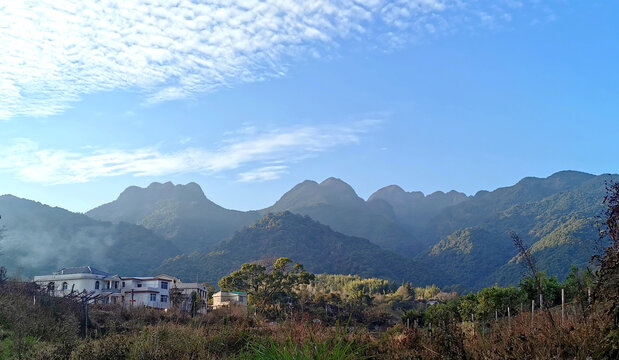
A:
0 170 615 289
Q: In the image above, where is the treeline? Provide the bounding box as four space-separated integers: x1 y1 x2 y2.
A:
312 274 443 300
403 266 594 327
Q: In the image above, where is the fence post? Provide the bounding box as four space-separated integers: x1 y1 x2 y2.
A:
495 309 498 322
531 300 535 331
507 306 511 328
561 288 565 326
407 318 410 329
539 293 543 310
588 287 591 305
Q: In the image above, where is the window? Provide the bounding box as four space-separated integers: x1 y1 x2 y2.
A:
95 281 100 290
122 281 125 288
106 281 110 289
161 281 168 289
161 295 168 303
62 282 68 290
47 282 55 291
149 293 157 302
137 283 142 288
114 281 119 289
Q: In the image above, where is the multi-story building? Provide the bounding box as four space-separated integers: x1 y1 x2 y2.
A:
33 267 207 311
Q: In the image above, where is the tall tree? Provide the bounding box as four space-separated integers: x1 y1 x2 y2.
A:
218 257 314 309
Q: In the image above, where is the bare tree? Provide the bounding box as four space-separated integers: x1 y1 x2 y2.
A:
510 230 556 327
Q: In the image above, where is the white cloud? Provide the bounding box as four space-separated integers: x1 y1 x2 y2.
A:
0 0 524 119
238 165 289 182
0 121 377 184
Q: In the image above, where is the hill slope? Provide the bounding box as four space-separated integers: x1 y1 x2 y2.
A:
87 182 260 252
0 195 178 277
368 186 469 227
417 172 616 288
156 211 443 286
263 178 426 257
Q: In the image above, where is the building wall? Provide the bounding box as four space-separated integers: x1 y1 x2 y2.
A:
213 292 248 309
34 274 106 297
35 273 175 310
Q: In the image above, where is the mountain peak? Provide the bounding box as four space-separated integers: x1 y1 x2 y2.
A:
270 177 363 212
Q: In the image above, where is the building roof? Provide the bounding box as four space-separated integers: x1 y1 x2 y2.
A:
214 291 246 295
53 266 110 276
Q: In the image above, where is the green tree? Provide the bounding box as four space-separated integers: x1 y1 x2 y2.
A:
519 272 562 307
457 292 478 321
425 300 459 326
218 257 314 309
563 266 594 306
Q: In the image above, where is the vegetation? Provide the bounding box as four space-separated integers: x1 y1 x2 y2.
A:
219 257 314 309
0 195 178 278
157 211 442 285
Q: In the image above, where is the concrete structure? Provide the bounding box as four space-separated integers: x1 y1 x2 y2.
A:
33 267 207 311
212 291 248 309
171 281 209 313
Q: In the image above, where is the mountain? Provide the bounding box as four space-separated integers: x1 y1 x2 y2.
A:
368 185 469 227
0 195 178 277
156 211 444 286
423 170 596 241
417 172 616 288
87 182 260 252
263 178 426 257
80 170 615 290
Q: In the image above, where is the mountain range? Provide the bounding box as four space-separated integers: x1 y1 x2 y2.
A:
1 170 616 289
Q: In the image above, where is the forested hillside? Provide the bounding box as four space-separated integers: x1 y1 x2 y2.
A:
0 195 178 277
156 211 444 285
87 181 260 252
417 172 616 288
0 170 613 289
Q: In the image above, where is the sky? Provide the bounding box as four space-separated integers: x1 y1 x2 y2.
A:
0 0 618 213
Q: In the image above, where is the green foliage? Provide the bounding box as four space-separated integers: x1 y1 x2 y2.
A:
219 258 314 309
401 309 425 327
0 195 178 277
519 272 562 306
425 301 459 325
420 172 617 289
313 274 398 296
159 212 442 285
414 285 440 300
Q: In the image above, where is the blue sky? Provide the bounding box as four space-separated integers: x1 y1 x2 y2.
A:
0 0 617 213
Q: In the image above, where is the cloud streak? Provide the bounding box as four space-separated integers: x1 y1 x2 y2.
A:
0 0 525 119
0 121 377 184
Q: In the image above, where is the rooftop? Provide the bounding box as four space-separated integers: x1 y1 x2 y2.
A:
53 266 110 276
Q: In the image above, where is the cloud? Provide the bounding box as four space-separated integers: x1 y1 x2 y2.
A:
238 165 289 182
0 121 378 184
0 0 525 119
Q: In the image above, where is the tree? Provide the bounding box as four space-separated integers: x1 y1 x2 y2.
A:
595 181 619 312
519 272 561 307
218 257 314 309
563 266 594 307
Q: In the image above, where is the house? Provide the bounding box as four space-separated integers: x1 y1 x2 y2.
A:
33 267 207 311
33 266 124 304
212 291 248 309
120 275 175 309
169 279 209 313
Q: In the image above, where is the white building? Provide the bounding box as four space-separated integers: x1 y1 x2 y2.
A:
33 267 207 311
212 291 248 309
